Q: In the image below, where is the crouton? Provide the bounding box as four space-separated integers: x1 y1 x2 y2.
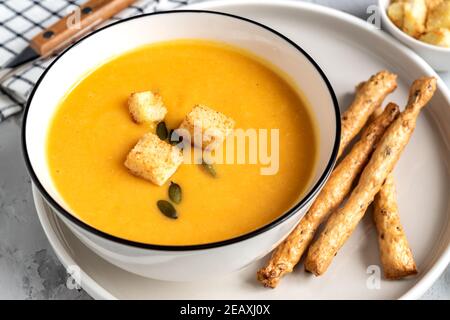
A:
426 0 450 31
403 0 428 38
179 105 235 150
420 27 450 46
128 91 167 124
426 0 444 11
388 1 406 28
124 133 183 186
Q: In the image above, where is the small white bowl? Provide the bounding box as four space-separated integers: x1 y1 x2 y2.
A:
22 10 340 281
379 0 450 72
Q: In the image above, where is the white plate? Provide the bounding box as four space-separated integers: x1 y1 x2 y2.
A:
32 0 450 299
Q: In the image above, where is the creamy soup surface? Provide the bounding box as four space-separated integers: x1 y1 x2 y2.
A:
47 40 318 245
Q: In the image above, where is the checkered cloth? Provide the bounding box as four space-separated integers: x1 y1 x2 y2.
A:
0 0 196 123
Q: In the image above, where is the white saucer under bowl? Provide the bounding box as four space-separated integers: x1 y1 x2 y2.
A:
32 0 450 299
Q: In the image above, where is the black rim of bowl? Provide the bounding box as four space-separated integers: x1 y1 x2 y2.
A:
22 10 341 251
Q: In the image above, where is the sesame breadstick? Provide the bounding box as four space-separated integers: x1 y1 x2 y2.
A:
374 175 418 279
304 77 437 276
338 71 398 157
370 108 418 280
257 103 400 287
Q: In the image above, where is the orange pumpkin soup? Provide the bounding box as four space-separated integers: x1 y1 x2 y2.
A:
46 40 317 245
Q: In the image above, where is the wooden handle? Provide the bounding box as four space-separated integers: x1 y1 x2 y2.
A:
30 0 136 57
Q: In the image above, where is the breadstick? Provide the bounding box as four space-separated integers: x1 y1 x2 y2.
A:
338 71 398 158
371 109 418 279
304 77 437 276
257 103 400 287
373 175 418 279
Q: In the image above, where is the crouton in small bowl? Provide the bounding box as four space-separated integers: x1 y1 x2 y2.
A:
22 11 340 281
379 0 450 71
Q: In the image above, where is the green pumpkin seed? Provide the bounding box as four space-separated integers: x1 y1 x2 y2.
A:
168 181 182 204
157 200 177 219
201 160 217 177
156 122 168 140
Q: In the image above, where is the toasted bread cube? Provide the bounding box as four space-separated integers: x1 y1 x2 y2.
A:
427 0 450 31
420 27 450 47
388 1 406 28
426 0 443 10
124 133 183 186
179 105 235 150
403 0 428 38
128 91 167 124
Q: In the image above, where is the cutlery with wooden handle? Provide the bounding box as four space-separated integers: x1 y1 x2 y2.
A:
0 0 137 83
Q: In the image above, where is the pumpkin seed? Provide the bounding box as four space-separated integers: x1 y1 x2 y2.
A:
168 181 182 204
156 122 168 140
201 160 217 177
157 200 177 219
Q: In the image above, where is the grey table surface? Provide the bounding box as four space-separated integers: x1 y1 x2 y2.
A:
0 0 448 300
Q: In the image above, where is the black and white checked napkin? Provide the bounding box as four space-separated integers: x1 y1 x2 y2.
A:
0 0 197 123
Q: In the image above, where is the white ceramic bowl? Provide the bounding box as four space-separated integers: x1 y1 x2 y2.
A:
22 10 340 281
379 0 450 72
